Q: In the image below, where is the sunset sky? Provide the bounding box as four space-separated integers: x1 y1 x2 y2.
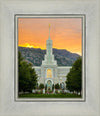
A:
18 18 82 55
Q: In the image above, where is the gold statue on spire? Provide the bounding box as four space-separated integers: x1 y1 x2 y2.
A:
49 24 51 28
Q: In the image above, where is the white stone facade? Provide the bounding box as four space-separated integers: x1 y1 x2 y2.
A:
33 26 72 90
34 66 71 86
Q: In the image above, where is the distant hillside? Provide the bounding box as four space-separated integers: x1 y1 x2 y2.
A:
18 47 80 66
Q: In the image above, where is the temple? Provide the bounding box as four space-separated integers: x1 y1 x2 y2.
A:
34 25 71 90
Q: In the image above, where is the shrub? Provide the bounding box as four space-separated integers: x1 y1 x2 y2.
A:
55 83 60 89
39 83 44 90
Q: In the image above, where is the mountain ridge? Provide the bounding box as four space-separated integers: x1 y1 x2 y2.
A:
18 47 80 66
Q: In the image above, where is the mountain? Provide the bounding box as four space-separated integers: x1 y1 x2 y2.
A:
18 47 80 66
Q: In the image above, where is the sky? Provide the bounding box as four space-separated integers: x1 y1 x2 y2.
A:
18 18 82 55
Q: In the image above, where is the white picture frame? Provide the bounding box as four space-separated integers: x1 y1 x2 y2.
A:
15 14 86 102
0 0 100 116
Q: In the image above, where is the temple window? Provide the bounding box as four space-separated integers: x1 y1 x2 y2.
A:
47 69 52 78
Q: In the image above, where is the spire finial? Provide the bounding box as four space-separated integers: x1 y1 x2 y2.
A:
49 24 51 39
49 24 50 28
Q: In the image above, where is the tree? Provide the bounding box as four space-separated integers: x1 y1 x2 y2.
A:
55 83 60 89
52 84 54 90
39 83 44 90
45 84 47 90
36 83 39 89
18 51 38 93
60 83 62 89
66 57 82 94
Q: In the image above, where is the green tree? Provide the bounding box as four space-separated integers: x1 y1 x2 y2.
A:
39 83 44 90
36 83 39 89
55 83 60 89
45 84 47 90
52 84 54 91
66 57 82 94
18 51 38 93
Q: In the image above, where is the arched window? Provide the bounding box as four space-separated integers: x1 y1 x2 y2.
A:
47 69 52 78
47 80 52 90
62 82 65 90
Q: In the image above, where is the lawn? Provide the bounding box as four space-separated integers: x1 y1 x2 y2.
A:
19 93 81 98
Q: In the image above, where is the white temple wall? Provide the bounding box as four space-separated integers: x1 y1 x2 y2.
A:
33 66 72 85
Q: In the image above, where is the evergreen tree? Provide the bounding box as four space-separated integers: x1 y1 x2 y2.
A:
18 51 38 93
66 57 82 94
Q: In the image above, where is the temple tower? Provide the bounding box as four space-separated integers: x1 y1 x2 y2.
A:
42 24 57 65
41 25 58 90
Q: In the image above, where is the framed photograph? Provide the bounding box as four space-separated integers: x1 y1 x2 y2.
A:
15 14 86 102
0 0 100 116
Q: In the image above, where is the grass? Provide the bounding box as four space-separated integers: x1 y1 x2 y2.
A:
19 93 81 98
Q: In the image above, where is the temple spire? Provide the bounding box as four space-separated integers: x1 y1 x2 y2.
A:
49 24 51 40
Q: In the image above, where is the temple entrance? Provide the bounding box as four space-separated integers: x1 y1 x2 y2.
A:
47 80 52 91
